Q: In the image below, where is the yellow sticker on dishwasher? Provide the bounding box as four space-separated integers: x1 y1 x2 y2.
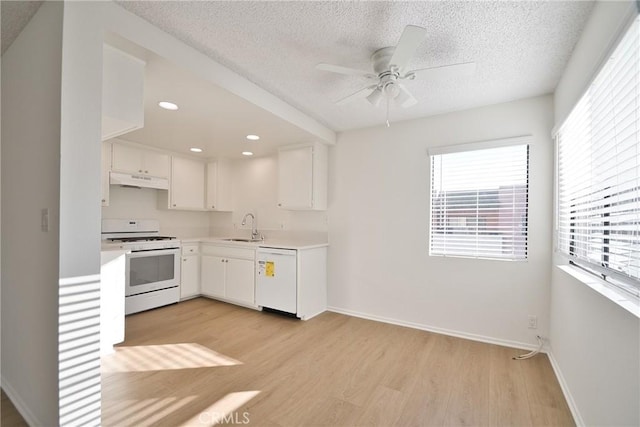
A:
265 261 275 277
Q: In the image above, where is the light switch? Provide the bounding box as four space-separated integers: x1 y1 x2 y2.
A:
41 208 49 232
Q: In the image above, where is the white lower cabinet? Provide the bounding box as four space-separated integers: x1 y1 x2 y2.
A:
200 244 256 307
180 244 200 300
201 255 226 298
225 258 255 303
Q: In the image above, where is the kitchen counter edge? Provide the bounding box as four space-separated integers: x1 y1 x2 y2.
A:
180 237 328 250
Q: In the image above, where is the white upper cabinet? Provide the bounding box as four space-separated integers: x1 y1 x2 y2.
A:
111 142 169 178
101 45 145 141
170 156 205 210
206 159 232 211
278 142 327 210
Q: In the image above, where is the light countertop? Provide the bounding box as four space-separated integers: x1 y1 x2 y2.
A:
180 236 328 250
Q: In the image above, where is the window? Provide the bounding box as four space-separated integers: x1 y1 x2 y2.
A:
429 137 530 261
556 15 640 298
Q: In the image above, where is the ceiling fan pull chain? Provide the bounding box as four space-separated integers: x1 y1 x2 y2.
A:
386 92 391 127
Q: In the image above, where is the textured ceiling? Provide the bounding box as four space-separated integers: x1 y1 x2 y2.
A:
1 0 43 55
116 1 595 131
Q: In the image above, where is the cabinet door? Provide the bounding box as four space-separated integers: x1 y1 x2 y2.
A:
112 143 143 174
206 160 232 211
180 255 200 299
144 151 169 178
278 146 313 209
206 161 218 210
225 258 255 305
101 141 111 206
171 157 205 210
201 255 225 298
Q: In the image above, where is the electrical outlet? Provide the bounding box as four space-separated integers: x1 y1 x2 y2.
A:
528 315 538 329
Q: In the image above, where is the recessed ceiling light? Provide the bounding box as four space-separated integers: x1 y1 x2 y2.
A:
246 134 260 141
158 101 179 110
190 147 203 153
242 151 254 156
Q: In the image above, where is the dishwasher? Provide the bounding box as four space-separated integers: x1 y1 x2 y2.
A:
256 248 297 316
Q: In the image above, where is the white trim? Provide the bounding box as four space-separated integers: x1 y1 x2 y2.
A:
327 306 543 352
427 135 532 156
556 265 640 319
1 376 43 426
546 350 585 427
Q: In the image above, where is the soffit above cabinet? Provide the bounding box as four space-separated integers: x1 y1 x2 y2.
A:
107 40 321 160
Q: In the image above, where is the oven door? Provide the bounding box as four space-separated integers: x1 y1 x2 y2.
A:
125 248 180 296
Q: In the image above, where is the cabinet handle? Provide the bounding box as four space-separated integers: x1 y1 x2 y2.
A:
101 199 106 203
145 170 149 173
138 169 143 173
278 203 282 207
211 205 215 209
172 204 176 207
183 258 187 261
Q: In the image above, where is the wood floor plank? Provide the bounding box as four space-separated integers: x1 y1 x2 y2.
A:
394 334 461 426
488 345 533 426
100 298 575 426
521 353 576 426
1 389 28 427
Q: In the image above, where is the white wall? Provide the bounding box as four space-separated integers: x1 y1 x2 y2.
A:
103 186 211 238
209 155 328 236
1 2 63 424
328 95 554 349
550 1 640 425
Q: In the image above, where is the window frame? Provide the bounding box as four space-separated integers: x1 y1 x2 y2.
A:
428 135 532 262
553 11 640 300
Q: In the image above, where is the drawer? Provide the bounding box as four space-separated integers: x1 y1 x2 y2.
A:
182 243 200 255
201 244 255 260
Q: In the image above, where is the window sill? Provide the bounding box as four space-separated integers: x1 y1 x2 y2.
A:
557 265 640 319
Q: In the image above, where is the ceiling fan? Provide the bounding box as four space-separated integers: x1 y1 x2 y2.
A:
317 25 476 111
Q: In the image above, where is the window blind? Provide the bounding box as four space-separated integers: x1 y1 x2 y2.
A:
556 15 640 296
430 139 530 261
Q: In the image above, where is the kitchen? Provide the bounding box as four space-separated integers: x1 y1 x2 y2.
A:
99 43 331 339
1 1 638 426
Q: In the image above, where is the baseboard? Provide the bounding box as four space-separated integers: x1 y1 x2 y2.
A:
327 306 543 352
1 375 43 426
547 350 584 426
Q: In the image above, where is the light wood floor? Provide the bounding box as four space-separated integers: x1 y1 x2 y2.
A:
1 389 28 427
102 297 574 426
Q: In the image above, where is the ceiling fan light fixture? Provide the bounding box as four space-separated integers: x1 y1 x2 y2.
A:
366 88 384 107
395 84 418 108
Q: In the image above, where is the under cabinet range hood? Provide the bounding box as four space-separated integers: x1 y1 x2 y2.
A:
109 171 169 190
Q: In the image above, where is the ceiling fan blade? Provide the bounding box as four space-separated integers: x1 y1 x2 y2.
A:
409 61 476 80
316 63 377 79
388 25 427 70
335 85 378 105
395 84 417 108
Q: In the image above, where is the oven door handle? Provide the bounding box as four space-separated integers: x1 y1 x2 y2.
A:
128 248 181 257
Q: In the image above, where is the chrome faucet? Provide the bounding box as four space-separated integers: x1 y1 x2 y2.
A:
241 213 261 240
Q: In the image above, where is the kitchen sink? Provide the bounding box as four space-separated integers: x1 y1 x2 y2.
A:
223 238 263 243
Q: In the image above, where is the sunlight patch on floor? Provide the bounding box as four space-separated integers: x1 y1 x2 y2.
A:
102 343 241 372
180 391 261 426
